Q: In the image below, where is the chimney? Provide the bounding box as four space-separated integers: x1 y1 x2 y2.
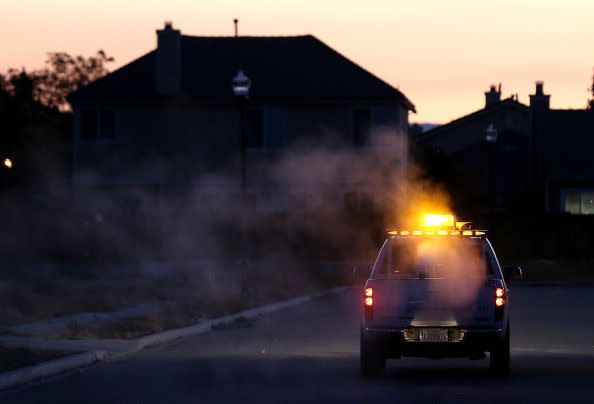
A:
529 81 550 111
485 84 501 107
155 21 181 96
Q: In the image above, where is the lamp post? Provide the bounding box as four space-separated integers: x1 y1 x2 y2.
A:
485 123 498 210
231 69 251 301
231 70 251 194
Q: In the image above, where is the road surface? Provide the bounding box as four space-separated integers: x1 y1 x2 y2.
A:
1 286 593 403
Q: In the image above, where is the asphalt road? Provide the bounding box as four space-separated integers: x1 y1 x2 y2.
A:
1 286 593 403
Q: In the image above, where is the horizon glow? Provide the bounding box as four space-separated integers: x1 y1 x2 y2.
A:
1 0 593 123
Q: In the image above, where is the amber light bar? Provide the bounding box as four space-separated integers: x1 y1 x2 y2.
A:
387 229 487 237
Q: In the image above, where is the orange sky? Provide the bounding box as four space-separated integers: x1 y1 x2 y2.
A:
2 0 593 123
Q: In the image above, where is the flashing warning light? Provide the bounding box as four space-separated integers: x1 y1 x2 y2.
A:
365 287 373 297
423 214 454 228
364 297 373 306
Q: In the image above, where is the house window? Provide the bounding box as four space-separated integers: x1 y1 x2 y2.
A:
563 191 594 214
264 108 287 149
246 108 287 150
100 110 115 139
359 192 374 211
79 109 117 142
80 110 97 140
353 109 371 148
246 109 264 148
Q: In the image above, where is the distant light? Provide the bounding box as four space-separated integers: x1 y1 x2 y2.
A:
495 297 505 307
364 297 373 307
495 287 504 298
3 158 12 169
365 287 373 297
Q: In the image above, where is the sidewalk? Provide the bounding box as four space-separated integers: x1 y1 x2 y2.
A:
6 302 162 338
0 286 349 391
0 335 136 353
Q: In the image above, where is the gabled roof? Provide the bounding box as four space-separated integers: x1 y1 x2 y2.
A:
71 35 414 110
419 98 528 142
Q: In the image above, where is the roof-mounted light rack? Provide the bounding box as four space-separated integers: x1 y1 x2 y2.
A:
386 213 487 237
386 229 487 237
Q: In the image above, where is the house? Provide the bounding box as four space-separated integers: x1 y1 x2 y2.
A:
69 22 414 214
418 82 594 214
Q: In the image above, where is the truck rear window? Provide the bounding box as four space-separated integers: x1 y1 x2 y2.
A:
375 237 488 279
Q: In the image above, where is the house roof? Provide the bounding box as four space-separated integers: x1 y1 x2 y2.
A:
418 97 528 142
71 35 414 110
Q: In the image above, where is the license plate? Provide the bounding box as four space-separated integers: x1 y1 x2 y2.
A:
420 328 448 342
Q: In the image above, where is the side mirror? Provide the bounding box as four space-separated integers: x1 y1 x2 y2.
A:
503 266 523 282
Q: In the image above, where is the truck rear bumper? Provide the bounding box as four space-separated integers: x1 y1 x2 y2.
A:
363 327 505 358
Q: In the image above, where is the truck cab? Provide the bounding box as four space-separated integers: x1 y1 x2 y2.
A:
360 215 521 377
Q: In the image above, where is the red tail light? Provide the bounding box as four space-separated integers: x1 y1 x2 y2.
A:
364 287 374 321
495 287 505 306
364 288 373 306
494 287 505 320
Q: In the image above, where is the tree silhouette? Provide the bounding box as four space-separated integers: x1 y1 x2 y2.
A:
1 50 113 112
588 67 594 109
34 50 114 111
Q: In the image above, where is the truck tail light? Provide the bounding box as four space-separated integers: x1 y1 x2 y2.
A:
364 287 373 320
495 287 505 306
495 287 505 320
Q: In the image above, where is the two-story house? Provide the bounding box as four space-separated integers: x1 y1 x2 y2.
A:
69 23 415 216
418 82 594 214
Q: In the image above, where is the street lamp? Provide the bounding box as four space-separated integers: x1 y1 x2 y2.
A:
485 123 498 143
231 70 251 194
231 70 252 301
485 123 498 210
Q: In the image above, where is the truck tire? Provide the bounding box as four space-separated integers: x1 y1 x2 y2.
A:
360 332 385 378
490 323 510 377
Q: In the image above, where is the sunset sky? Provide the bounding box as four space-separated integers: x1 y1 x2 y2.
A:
2 0 593 123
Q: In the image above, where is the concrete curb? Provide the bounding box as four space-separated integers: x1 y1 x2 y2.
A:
0 285 349 390
133 286 348 351
0 351 107 391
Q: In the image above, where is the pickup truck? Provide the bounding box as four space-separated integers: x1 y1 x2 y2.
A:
360 224 522 378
